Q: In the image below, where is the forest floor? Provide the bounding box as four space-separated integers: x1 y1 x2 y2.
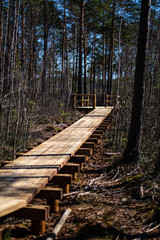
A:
1 113 160 240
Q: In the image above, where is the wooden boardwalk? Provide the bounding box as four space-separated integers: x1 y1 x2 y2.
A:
0 107 112 218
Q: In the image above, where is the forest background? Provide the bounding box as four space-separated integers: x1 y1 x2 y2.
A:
0 0 159 171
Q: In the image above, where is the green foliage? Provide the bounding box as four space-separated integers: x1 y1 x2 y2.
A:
2 228 11 240
27 99 37 111
59 102 70 122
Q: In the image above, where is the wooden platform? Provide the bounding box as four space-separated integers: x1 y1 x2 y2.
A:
0 107 112 218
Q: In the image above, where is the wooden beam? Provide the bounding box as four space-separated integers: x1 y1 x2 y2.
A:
69 155 87 171
70 155 86 163
90 134 102 139
50 174 72 194
99 124 108 127
36 187 63 200
81 142 95 150
94 130 103 135
10 205 50 235
75 148 92 157
59 163 80 180
36 188 63 213
86 138 99 144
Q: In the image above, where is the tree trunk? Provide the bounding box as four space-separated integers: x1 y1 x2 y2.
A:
102 30 106 104
122 0 151 162
78 0 84 94
21 0 25 68
107 0 115 95
84 22 87 94
42 0 48 107
0 0 3 113
90 33 95 94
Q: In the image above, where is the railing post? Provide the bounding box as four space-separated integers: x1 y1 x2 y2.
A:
81 95 84 108
87 95 89 107
73 94 76 109
93 94 96 109
105 94 108 107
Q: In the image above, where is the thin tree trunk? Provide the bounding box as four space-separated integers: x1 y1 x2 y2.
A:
42 0 48 107
90 33 95 94
21 0 25 68
122 0 151 162
93 55 96 94
78 0 84 94
107 0 115 95
84 23 87 94
0 0 3 113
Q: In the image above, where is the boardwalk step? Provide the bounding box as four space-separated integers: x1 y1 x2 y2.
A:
81 142 95 150
59 163 80 180
10 205 50 235
50 174 72 194
36 188 63 213
86 138 99 144
94 130 104 135
90 134 102 139
75 148 92 156
69 155 87 170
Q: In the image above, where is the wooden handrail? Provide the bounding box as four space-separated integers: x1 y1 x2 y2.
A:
105 95 120 109
72 93 96 109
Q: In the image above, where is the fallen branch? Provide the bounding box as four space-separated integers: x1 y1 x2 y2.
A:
111 167 119 180
133 223 160 240
46 208 72 240
85 174 105 188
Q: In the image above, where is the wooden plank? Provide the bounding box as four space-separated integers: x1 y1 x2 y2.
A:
36 187 63 200
0 107 113 218
75 148 93 156
59 163 80 179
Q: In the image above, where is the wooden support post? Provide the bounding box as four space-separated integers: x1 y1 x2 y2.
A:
73 94 76 108
87 95 89 107
90 134 102 139
93 94 96 109
59 163 80 180
105 94 107 107
10 205 49 235
36 188 63 213
100 123 109 127
50 174 72 194
94 130 103 135
69 155 87 170
75 148 92 157
81 95 84 108
86 138 99 144
96 127 105 131
81 142 95 150
70 155 87 163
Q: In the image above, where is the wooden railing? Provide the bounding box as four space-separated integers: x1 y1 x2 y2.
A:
73 94 96 109
105 95 120 109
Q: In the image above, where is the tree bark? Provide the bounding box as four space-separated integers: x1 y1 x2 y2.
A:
90 33 95 94
84 22 87 94
78 0 84 94
42 0 48 107
107 0 115 95
21 0 25 68
122 0 151 162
